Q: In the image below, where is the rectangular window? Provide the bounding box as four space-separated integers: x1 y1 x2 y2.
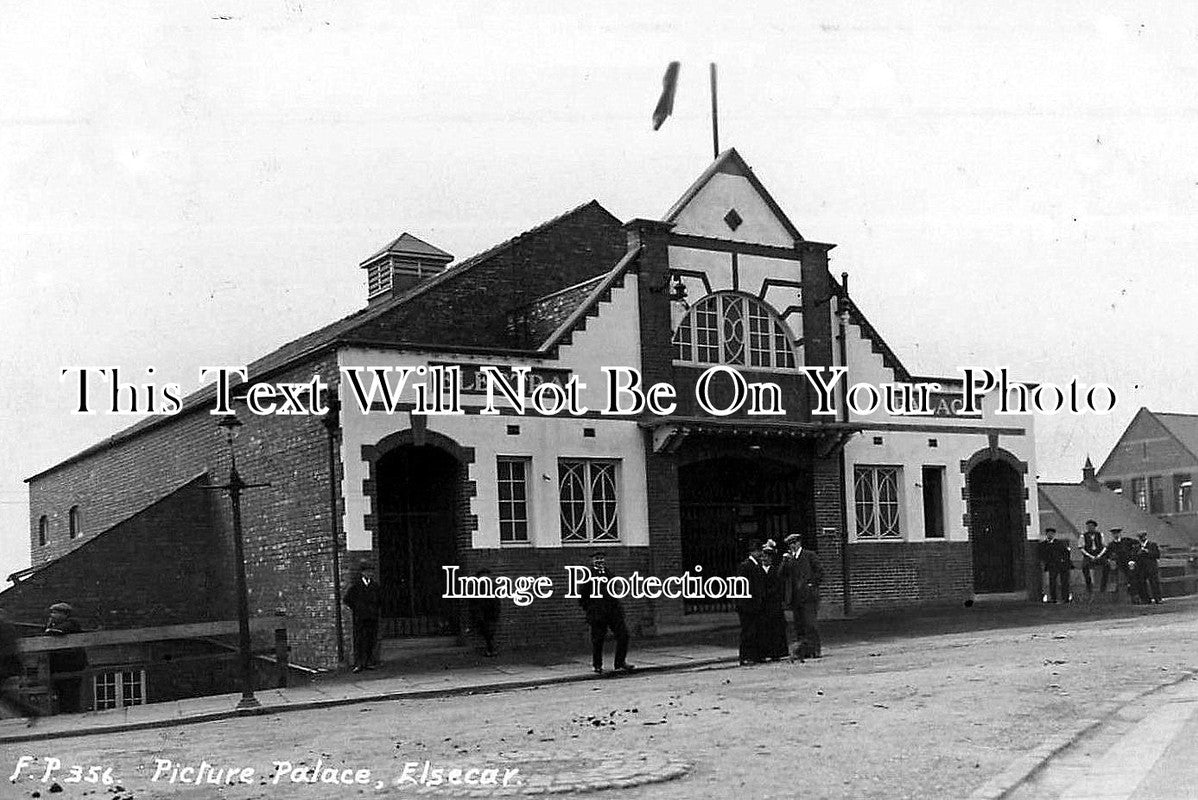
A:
1104 480 1122 495
558 459 620 544
92 670 146 710
854 466 902 539
1176 474 1193 513
921 466 945 539
1130 477 1147 512
496 457 530 543
1149 476 1166 514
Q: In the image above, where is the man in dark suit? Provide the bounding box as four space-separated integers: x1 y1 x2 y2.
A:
782 533 824 659
1037 529 1072 603
1131 531 1163 604
577 552 633 675
343 560 381 673
735 539 768 665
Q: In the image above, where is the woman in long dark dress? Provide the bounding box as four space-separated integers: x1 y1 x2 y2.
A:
758 540 789 660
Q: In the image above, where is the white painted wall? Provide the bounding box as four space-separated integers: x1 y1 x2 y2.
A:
336 274 648 552
670 171 794 246
837 299 1040 544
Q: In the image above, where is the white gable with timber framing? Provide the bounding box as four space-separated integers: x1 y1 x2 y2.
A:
664 150 807 369
665 149 802 246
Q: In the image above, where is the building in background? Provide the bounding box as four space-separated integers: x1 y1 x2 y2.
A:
4 149 1040 672
1097 408 1198 542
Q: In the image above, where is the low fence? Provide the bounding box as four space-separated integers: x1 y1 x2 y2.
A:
9 617 290 715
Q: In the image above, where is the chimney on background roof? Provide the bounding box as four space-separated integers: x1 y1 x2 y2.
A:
1082 456 1101 491
360 232 453 305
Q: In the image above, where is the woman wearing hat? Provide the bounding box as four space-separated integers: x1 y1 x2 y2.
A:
758 540 789 660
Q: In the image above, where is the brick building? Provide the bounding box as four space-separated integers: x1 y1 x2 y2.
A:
1096 408 1198 542
5 150 1040 671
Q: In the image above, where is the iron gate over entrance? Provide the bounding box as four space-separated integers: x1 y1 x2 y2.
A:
678 456 803 614
376 444 462 637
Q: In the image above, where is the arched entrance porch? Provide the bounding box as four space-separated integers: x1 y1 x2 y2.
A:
368 430 471 636
966 451 1028 594
678 455 805 613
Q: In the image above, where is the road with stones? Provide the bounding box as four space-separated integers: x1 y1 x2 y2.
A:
5 599 1198 799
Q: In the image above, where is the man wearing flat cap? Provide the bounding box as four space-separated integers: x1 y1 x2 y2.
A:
1079 520 1107 598
577 552 633 674
44 602 86 712
781 533 824 659
343 560 382 673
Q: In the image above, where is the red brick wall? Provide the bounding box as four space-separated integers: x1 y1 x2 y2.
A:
846 541 975 611
25 356 343 667
2 475 229 629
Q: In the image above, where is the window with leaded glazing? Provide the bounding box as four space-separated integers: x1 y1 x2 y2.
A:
854 466 902 539
558 459 620 544
673 292 796 369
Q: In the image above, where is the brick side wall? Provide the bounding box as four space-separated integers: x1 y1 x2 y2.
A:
1 475 228 629
26 355 343 667
629 218 686 627
846 541 974 611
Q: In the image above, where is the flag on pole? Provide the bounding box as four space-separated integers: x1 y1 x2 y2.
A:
652 62 681 130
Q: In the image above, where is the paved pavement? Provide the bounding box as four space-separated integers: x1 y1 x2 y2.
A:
1004 675 1198 800
0 642 736 744
1 594 1190 752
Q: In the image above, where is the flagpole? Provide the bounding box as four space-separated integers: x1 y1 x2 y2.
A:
710 63 720 159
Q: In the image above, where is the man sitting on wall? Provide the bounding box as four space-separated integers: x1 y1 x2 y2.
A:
1037 529 1072 603
1079 519 1108 597
44 603 87 713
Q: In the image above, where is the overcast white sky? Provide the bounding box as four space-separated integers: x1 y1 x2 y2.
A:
2 1 1196 582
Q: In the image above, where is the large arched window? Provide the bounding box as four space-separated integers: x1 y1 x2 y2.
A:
672 292 797 369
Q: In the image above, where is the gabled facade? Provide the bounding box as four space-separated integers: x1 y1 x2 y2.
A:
1097 408 1198 540
14 150 1042 669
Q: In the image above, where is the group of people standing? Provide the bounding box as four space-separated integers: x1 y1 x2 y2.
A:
1039 521 1164 605
735 533 823 665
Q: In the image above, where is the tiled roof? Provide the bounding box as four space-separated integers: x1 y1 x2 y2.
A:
27 201 626 481
1154 412 1198 463
1038 482 1195 551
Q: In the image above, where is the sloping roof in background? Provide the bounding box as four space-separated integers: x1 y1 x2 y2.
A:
1038 482 1195 552
1154 412 1198 463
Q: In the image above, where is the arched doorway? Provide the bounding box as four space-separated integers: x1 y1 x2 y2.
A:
967 459 1025 593
376 443 462 636
679 456 803 613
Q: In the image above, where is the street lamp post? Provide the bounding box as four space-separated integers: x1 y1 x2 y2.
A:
320 395 346 664
207 413 270 710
